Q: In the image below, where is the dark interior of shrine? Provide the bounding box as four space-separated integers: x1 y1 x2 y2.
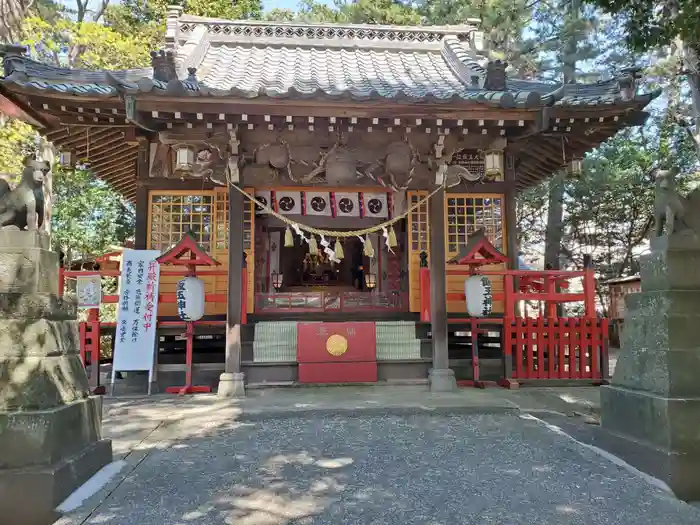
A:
279 234 367 291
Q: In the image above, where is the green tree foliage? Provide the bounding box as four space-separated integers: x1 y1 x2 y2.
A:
420 0 537 74
106 0 263 51
0 119 34 174
585 0 699 54
21 15 151 69
0 1 141 261
266 0 420 25
52 168 134 264
583 0 700 157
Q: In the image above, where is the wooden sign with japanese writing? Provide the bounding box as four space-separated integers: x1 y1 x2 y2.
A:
111 249 162 386
297 322 377 383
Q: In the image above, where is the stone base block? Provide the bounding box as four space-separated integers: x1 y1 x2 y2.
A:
217 372 246 397
0 353 89 410
0 247 59 295
428 368 457 392
0 397 104 469
0 230 50 250
0 438 112 525
600 384 700 500
0 318 80 358
0 292 77 320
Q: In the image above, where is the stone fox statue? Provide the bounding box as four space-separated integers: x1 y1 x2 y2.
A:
654 168 700 237
0 157 48 230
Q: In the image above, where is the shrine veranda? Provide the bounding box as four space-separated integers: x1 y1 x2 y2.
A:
0 11 656 388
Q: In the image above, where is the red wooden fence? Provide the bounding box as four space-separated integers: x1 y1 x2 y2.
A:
419 267 596 323
503 317 609 381
419 265 608 383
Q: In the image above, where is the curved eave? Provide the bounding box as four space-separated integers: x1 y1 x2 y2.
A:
45 126 138 203
126 78 548 109
515 109 652 190
0 74 121 99
0 85 49 128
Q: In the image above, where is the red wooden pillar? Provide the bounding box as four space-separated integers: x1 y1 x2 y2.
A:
500 273 518 389
583 269 596 318
546 276 557 318
503 273 514 318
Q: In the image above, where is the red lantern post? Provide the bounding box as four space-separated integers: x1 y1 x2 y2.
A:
156 233 221 395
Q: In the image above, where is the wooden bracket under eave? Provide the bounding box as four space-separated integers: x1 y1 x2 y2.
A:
0 88 49 129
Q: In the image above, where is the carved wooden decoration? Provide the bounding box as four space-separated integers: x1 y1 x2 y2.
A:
150 131 228 179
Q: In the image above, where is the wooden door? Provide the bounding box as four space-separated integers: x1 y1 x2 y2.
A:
407 191 429 312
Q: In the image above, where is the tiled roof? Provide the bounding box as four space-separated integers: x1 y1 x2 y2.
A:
133 39 545 107
0 16 657 109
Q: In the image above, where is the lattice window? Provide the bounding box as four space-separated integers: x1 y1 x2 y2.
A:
215 190 228 251
243 193 253 251
446 195 504 255
212 189 253 252
149 193 214 251
410 193 429 253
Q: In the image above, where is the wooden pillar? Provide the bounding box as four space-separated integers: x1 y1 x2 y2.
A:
134 138 150 250
504 153 522 317
504 155 519 270
217 184 246 397
428 187 456 391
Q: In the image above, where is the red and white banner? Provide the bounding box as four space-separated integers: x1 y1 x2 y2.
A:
334 192 361 217
304 191 332 216
254 190 271 214
363 192 389 218
253 190 392 218
275 191 302 215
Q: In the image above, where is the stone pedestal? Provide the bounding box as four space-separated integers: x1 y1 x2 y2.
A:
0 231 112 524
217 372 246 397
600 233 700 501
429 368 457 392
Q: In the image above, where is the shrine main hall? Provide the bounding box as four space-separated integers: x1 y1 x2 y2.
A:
0 10 655 390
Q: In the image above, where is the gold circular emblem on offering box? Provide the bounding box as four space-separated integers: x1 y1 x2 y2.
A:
326 334 348 356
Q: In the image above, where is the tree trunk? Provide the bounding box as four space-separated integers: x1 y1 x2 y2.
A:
686 67 700 157
544 0 579 272
544 174 565 270
0 0 33 43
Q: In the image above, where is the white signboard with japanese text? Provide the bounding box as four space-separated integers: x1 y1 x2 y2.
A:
76 275 102 308
111 249 161 392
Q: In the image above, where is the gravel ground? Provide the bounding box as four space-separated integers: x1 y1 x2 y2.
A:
80 413 700 525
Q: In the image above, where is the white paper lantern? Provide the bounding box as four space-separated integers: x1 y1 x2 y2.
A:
176 276 205 321
464 275 493 317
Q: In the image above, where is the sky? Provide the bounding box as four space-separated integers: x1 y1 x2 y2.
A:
60 0 334 13
265 0 331 9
